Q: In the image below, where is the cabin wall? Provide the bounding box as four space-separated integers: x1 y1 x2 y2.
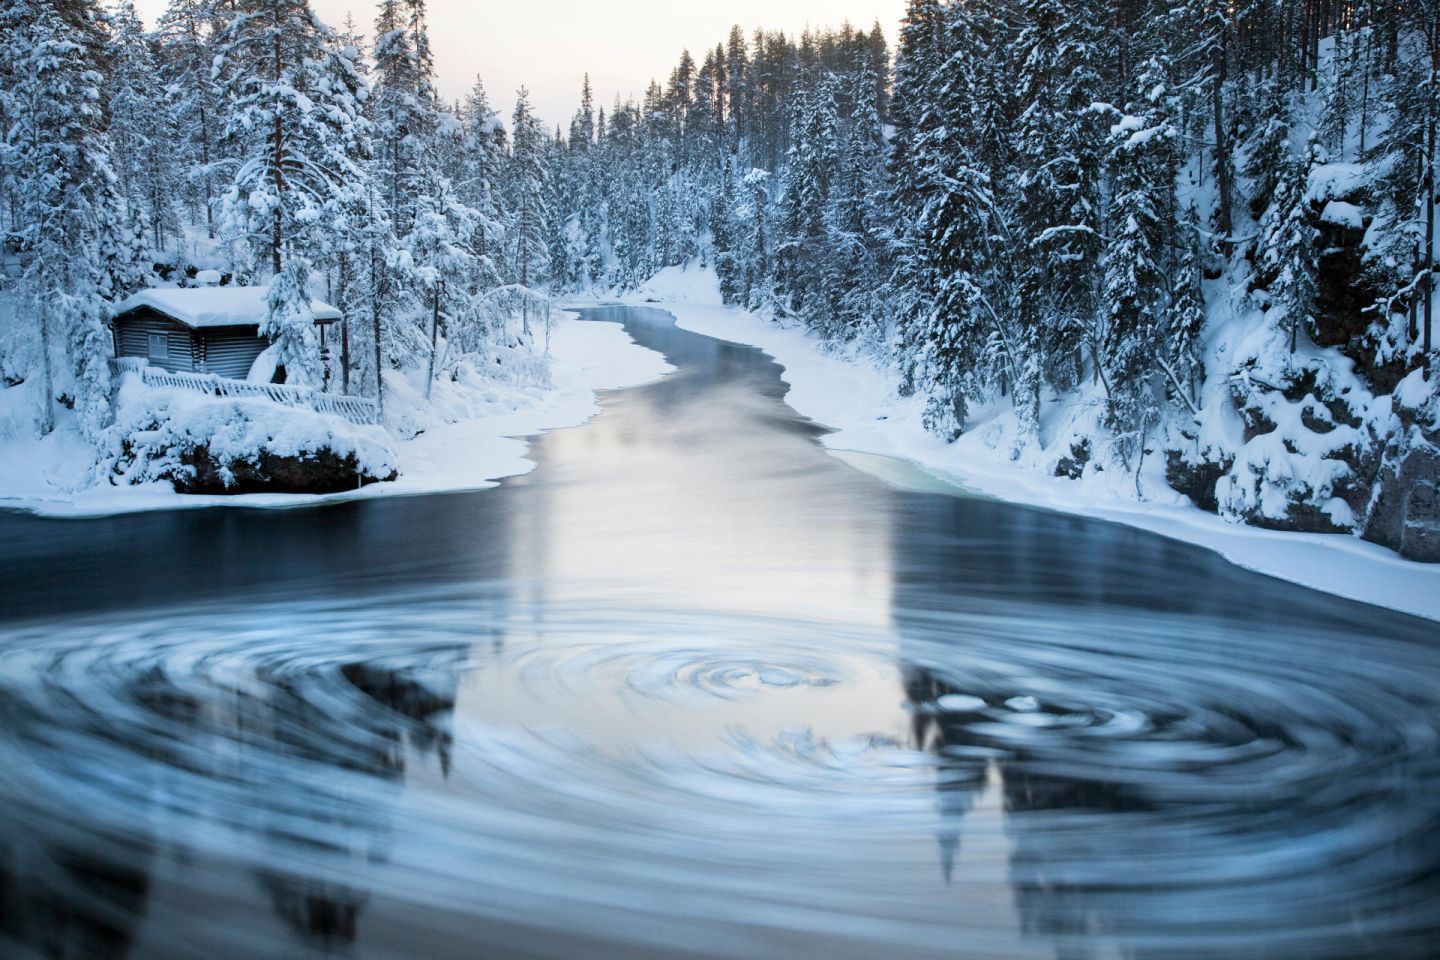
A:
112 310 199 374
201 328 268 380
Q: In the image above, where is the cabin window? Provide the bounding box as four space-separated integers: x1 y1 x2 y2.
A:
147 332 170 362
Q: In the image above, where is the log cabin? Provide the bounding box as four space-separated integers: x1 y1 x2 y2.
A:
110 285 341 382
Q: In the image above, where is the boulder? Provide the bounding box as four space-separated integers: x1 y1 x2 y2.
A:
1054 438 1091 480
1362 430 1440 563
1164 449 1230 513
175 444 396 495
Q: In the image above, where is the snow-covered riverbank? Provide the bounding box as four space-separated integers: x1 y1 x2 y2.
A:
0 314 671 518
614 265 1440 623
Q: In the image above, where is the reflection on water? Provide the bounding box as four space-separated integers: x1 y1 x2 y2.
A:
0 307 1437 959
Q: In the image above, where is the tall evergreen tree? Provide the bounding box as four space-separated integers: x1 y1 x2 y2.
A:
0 0 129 437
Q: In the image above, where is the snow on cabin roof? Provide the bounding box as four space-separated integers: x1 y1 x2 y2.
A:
113 286 342 329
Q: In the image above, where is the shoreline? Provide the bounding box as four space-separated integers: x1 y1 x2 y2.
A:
607 267 1440 623
0 314 673 519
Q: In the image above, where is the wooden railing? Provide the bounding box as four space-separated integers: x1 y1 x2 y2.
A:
112 360 378 425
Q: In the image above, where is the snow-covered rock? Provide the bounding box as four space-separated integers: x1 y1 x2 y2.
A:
1320 200 1363 229
102 377 398 494
1363 425 1440 563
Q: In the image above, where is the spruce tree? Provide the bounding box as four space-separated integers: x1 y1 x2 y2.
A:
1102 57 1180 455
0 0 129 437
1011 0 1106 434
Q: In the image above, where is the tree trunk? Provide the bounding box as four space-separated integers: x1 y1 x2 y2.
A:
201 103 214 239
271 32 284 276
370 226 384 415
1212 21 1235 247
37 295 54 435
1425 17 1437 375
338 253 351 394
426 283 440 402
1359 20 1372 158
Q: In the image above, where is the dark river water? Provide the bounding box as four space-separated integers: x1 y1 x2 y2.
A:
1 306 1438 960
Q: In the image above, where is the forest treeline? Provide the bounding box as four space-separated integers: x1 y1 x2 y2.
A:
548 1 1438 450
2 0 1438 551
543 0 1440 554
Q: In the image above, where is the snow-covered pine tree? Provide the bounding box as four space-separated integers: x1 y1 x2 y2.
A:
314 20 377 395
109 0 180 252
725 25 750 153
712 159 743 303
570 74 596 151
738 168 773 309
1162 204 1208 415
408 180 474 398
1102 56 1181 458
826 60 889 339
507 88 551 301
155 0 224 240
1178 0 1237 246
264 256 321 385
886 0 950 394
1260 138 1321 354
371 0 438 238
457 76 507 292
910 0 1015 438
1244 76 1294 220
213 0 370 384
1010 0 1107 435
0 0 128 438
212 0 369 277
778 77 840 330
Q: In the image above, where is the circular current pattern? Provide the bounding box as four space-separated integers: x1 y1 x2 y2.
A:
1 584 1438 960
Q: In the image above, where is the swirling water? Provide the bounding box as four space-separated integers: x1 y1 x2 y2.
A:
0 306 1437 960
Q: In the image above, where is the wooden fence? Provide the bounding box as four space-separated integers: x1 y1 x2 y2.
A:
113 361 379 425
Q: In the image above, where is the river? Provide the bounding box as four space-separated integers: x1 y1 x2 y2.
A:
0 305 1437 960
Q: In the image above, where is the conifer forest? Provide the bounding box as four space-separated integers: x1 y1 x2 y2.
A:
2 4 1440 960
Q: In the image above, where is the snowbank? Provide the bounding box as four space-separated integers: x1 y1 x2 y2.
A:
0 314 671 517
374 313 672 500
617 266 1440 623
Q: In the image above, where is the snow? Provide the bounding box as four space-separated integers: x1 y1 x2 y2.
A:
935 694 987 713
627 262 726 306
1320 200 1363 229
1306 162 1367 205
615 266 1440 624
0 314 672 517
1394 368 1438 417
112 286 342 328
375 315 672 501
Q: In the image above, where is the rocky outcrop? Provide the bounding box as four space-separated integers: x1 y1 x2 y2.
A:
1054 438 1091 480
1166 353 1439 560
1164 449 1231 513
1313 199 1376 350
175 445 395 495
1362 429 1440 562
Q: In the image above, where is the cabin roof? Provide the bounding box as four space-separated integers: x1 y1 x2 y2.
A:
113 286 342 329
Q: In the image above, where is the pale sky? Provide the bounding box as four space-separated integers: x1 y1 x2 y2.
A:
134 1 906 130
